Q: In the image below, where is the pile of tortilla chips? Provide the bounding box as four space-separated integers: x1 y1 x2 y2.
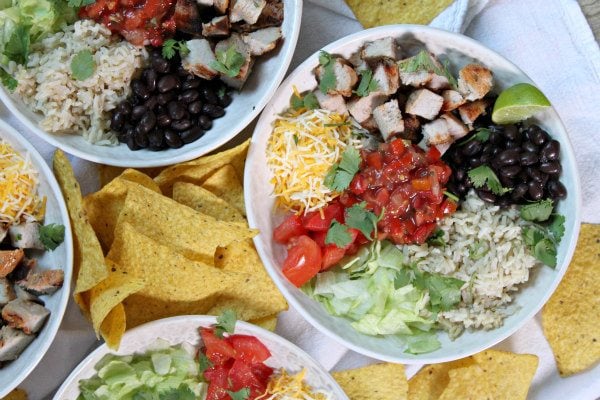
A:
333 363 408 400
53 141 288 349
345 0 453 28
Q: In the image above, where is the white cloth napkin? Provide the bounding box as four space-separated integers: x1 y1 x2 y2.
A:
2 0 599 398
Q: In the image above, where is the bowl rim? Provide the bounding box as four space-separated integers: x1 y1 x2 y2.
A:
245 24 582 364
0 0 303 168
52 314 348 399
0 118 74 397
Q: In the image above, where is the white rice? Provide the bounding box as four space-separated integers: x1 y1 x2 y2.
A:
403 190 539 336
14 20 147 145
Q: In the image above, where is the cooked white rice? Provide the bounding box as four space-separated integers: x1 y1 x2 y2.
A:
403 190 539 337
14 20 147 145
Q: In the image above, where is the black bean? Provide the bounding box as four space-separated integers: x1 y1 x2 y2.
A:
132 80 150 100
219 93 233 107
520 151 539 166
496 148 520 166
527 126 549 146
131 105 147 121
165 129 184 148
201 103 225 118
110 112 125 131
147 129 165 150
182 79 201 90
198 115 213 130
528 180 545 200
176 65 188 77
138 111 157 134
541 140 560 161
479 153 492 165
116 101 132 115
499 173 514 188
180 126 205 144
450 150 463 165
462 140 482 156
455 168 466 183
482 143 494 155
517 170 529 181
547 180 567 199
171 119 192 131
522 141 538 153
504 140 520 149
501 165 521 178
477 189 497 203
489 131 503 145
127 134 140 151
152 57 170 74
200 87 219 105
497 196 512 208
157 74 180 93
512 183 528 201
144 95 158 111
527 167 549 184
157 114 172 127
540 161 562 175
179 89 200 104
134 128 149 148
157 92 176 105
469 156 484 167
143 69 157 92
168 101 186 120
188 100 203 115
503 125 519 141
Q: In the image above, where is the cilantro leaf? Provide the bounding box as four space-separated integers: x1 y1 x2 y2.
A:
324 146 361 192
0 68 17 92
467 165 511 195
468 240 488 260
459 128 491 146
521 213 565 269
290 91 319 111
211 46 245 78
325 220 352 248
397 50 457 89
70 50 96 81
427 229 445 247
534 238 557 268
198 352 213 377
215 309 237 338
345 202 378 240
158 385 195 400
162 39 189 60
425 274 465 312
4 25 31 65
354 69 379 97
39 223 65 251
443 190 459 203
520 199 554 222
227 388 250 400
318 51 336 94
548 214 566 243
67 0 96 7
132 390 156 400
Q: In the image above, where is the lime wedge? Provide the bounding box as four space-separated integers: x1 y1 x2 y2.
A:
491 83 551 124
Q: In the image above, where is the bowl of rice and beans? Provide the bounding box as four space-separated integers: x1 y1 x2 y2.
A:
245 25 581 363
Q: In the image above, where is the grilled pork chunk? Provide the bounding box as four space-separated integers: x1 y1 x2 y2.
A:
372 62 400 96
316 58 358 97
347 92 388 124
361 37 399 61
314 90 348 115
202 15 231 37
405 89 443 120
373 99 404 141
14 285 43 305
215 34 254 89
8 222 44 250
441 90 466 112
0 249 24 278
458 99 489 125
0 326 34 362
242 26 282 56
182 39 219 80
2 298 50 335
458 64 493 101
230 0 266 24
17 269 64 296
0 278 15 307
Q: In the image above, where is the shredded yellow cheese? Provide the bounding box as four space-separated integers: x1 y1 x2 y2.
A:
266 108 361 214
0 139 44 225
257 369 333 400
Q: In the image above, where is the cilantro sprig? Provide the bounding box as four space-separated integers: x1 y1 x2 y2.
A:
211 45 245 78
318 51 336 94
427 229 445 247
324 146 361 192
162 39 190 60
214 309 237 338
39 223 65 251
157 385 196 400
467 165 511 196
325 220 353 248
397 50 457 89
70 50 96 81
354 69 379 97
345 202 379 240
520 199 554 222
290 91 319 111
67 0 96 7
0 68 17 92
228 388 250 400
520 200 565 268
459 128 491 146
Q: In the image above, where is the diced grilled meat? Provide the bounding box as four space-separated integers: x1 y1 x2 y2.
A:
215 34 254 89
7 257 35 282
441 90 466 111
14 285 44 306
400 69 432 87
17 269 64 296
422 118 452 145
405 89 443 120
182 39 219 80
230 0 266 24
242 26 282 56
372 61 399 96
8 222 44 250
0 278 15 307
0 326 34 362
361 37 399 61
316 58 358 97
440 112 468 139
231 0 283 32
314 90 348 115
457 64 493 101
373 99 404 141
214 0 229 14
2 298 50 335
347 92 388 124
458 99 489 125
0 249 24 278
425 55 451 91
202 15 230 37
401 114 422 142
174 0 203 35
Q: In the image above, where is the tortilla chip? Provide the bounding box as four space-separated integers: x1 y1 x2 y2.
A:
115 185 257 264
408 357 476 400
99 165 164 187
542 223 600 376
346 0 453 28
172 182 245 223
333 363 407 400
438 365 493 400
89 260 145 333
100 303 127 349
250 314 278 331
472 350 538 400
201 164 246 216
2 389 27 400
154 139 249 196
73 291 91 321
52 150 107 293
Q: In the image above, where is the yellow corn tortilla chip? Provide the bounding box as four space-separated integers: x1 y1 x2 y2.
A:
89 260 145 333
249 314 278 331
333 363 407 400
172 182 245 223
542 223 600 376
438 365 493 400
201 164 246 216
346 0 453 28
115 185 257 264
472 350 538 400
99 165 165 187
100 303 127 350
408 357 476 400
53 150 107 294
154 139 249 196
84 171 161 253
73 291 91 321
2 388 27 400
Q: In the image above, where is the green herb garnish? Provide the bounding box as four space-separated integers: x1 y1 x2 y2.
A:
70 50 96 81
397 50 457 89
67 0 96 7
0 68 17 91
227 388 250 400
318 51 336 94
443 190 459 202
290 91 319 111
521 213 565 268
211 45 245 78
467 165 511 195
468 240 489 260
459 128 491 146
325 220 353 249
354 69 379 97
161 39 190 60
158 385 196 400
427 229 445 247
323 146 361 192
39 223 65 251
214 309 237 338
520 199 554 222
4 25 31 65
345 202 379 240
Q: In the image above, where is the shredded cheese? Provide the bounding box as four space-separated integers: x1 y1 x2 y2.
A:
257 369 334 400
266 108 361 214
0 139 44 225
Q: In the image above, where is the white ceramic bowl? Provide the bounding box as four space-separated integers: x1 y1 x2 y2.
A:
53 315 348 399
0 0 302 168
0 119 73 397
245 25 582 364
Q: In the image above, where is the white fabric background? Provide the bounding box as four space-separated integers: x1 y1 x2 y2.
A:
1 0 599 398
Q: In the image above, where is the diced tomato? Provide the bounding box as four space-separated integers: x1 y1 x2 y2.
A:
251 363 274 382
302 202 344 232
321 244 346 271
228 358 266 398
200 328 236 365
282 235 322 287
438 199 458 218
339 192 360 207
345 242 359 255
273 214 306 244
414 205 437 226
411 177 431 191
204 366 230 400
412 222 438 244
310 231 327 248
366 151 383 169
389 138 406 156
349 174 367 195
426 146 441 162
430 164 452 185
228 335 271 364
